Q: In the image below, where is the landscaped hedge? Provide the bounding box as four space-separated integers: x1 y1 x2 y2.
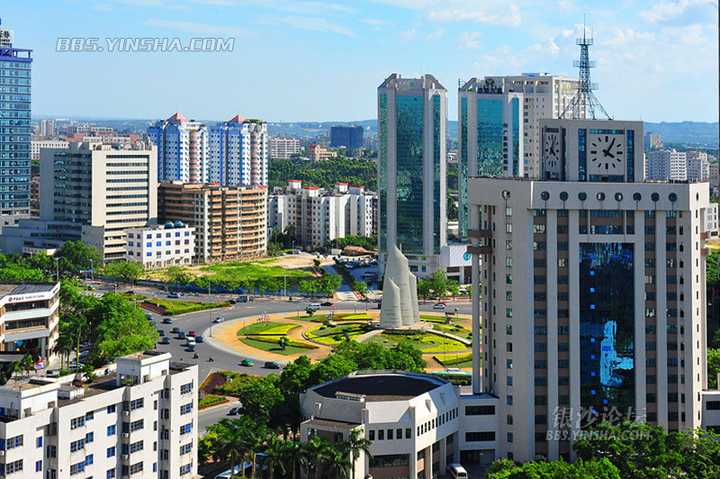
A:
199 394 228 409
246 336 318 350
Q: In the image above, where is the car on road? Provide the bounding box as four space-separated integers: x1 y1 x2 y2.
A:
177 331 186 339
170 327 180 334
145 313 153 320
158 329 165 336
195 335 204 343
227 407 241 416
162 317 173 324
321 301 333 307
213 316 225 324
167 292 183 299
308 302 322 309
433 303 447 310
159 337 170 345
185 345 195 352
240 359 255 367
264 361 280 369
187 330 196 337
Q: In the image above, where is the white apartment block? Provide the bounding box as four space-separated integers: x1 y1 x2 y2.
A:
126 223 195 269
269 137 302 160
208 116 268 187
687 150 710 182
0 143 158 261
30 140 68 162
0 283 59 362
268 180 376 250
148 113 208 184
487 74 580 179
646 149 688 181
0 351 198 479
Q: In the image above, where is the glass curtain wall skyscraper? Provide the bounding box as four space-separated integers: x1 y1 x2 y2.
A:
0 21 32 218
378 74 447 276
458 77 523 238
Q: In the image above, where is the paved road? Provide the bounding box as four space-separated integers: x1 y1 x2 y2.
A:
198 400 240 434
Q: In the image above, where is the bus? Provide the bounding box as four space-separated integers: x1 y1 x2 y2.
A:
447 463 468 479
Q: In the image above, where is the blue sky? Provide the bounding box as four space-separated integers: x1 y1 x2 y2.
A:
8 0 719 122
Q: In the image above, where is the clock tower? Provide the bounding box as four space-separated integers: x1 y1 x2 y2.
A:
540 118 645 183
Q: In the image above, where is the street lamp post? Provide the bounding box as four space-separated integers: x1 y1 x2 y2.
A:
54 258 59 282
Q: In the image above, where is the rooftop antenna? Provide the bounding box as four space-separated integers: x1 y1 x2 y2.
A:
561 17 612 120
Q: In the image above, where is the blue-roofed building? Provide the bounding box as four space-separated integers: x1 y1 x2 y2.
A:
0 20 32 219
330 125 364 155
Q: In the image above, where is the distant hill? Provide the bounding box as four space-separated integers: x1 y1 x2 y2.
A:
644 122 718 148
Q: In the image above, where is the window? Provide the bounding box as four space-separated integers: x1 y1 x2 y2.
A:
36 460 42 472
180 423 192 435
180 443 193 455
70 438 85 453
180 382 193 394
5 435 22 449
129 441 144 453
107 425 116 436
369 430 375 440
70 461 85 475
405 428 411 438
107 469 116 479
130 420 144 432
180 403 193 415
378 430 384 440
128 398 144 410
70 416 85 430
129 462 144 474
36 436 42 448
180 464 192 475
107 446 116 458
465 405 495 415
85 432 94 443
466 431 495 442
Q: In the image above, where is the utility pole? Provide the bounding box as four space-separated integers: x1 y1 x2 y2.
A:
54 258 59 282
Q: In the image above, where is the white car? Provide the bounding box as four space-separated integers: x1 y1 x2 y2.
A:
186 338 196 346
308 303 322 309
213 316 225 324
433 303 447 310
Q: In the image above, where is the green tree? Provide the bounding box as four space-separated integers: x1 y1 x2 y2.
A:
278 336 289 351
235 375 284 425
165 266 192 287
205 417 267 478
103 260 144 283
54 240 102 277
708 251 720 286
264 433 288 479
709 348 720 389
487 457 621 479
345 428 372 479
417 278 431 300
353 280 368 298
91 293 159 363
429 270 450 299
59 279 99 369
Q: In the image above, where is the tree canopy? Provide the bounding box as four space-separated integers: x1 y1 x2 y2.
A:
269 157 376 190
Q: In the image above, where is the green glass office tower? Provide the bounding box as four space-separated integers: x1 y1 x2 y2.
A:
378 74 447 276
0 22 32 216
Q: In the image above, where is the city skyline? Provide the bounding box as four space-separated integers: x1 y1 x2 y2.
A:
8 0 719 122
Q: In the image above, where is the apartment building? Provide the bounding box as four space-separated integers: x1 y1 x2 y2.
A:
158 182 267 263
0 143 158 261
0 283 59 362
687 150 711 182
330 126 364 155
148 113 208 184
268 180 377 249
208 116 268 187
307 144 337 162
0 351 198 479
269 137 302 160
30 140 68 162
646 149 688 181
125 222 196 269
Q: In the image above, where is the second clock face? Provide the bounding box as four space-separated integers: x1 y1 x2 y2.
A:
588 133 625 173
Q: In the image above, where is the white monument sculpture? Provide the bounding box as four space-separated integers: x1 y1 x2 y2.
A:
380 245 419 329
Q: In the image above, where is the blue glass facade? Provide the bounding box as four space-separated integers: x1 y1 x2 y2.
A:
626 130 635 182
0 47 32 214
378 92 388 252
579 243 635 423
432 94 442 252
578 129 587 181
458 97 469 238
511 97 520 176
476 98 504 177
394 94 425 254
330 126 364 154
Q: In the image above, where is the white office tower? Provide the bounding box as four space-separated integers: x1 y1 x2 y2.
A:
0 351 198 478
379 244 419 329
458 77 524 237
646 149 688 181
148 113 209 183
467 117 718 461
377 74 447 277
208 116 268 187
687 150 710 182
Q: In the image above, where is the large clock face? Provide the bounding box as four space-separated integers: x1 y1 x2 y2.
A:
543 132 561 168
589 133 625 173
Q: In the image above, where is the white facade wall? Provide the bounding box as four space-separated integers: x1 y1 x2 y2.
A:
269 137 302 160
0 283 60 361
647 149 688 181
687 150 710 182
30 140 68 161
126 225 195 268
0 352 198 479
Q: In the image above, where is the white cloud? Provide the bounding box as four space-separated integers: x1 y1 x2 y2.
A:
270 15 355 37
145 19 251 36
459 32 482 49
641 0 718 24
426 28 445 40
399 29 417 41
373 0 523 27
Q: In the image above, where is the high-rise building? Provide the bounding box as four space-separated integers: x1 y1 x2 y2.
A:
268 180 377 249
466 117 718 461
645 132 663 150
687 150 710 182
646 149 688 181
458 77 524 237
148 112 208 183
377 73 447 276
269 136 302 160
208 116 268 186
330 125 364 154
158 182 267 263
0 143 158 260
37 118 55 137
485 74 579 179
0 20 32 218
0 351 198 479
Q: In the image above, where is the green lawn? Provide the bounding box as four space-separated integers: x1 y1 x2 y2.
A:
143 297 231 315
241 337 317 356
200 259 313 282
420 314 451 324
237 322 299 336
367 331 468 353
433 352 473 367
306 323 368 345
335 313 372 321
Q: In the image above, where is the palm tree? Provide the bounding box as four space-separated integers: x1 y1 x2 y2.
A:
52 333 73 370
301 436 331 479
325 442 352 479
264 433 288 479
278 336 289 351
214 420 250 478
345 429 372 479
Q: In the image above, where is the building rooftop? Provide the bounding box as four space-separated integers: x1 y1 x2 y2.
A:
0 282 57 298
313 372 445 401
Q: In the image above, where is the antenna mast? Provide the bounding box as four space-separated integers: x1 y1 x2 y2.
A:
562 20 611 120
